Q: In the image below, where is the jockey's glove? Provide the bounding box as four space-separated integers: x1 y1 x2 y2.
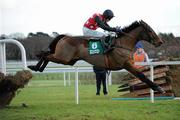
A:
115 26 122 33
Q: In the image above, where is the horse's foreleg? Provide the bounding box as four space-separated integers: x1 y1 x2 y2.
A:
124 61 165 94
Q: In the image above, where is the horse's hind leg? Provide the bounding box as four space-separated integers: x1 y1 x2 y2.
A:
45 54 77 65
28 52 50 72
124 61 165 94
28 58 44 71
28 59 49 72
38 60 49 72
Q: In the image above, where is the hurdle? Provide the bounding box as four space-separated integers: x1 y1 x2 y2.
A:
135 61 180 103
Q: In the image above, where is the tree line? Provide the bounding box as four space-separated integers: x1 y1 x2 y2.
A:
0 32 180 60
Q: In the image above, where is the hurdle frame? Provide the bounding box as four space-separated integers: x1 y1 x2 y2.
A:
135 61 180 103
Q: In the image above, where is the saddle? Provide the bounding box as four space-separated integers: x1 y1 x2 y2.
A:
89 36 116 54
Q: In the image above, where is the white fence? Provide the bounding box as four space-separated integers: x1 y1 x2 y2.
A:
0 39 27 74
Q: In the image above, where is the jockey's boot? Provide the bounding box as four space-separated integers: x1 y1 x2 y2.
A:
104 36 111 47
103 36 115 53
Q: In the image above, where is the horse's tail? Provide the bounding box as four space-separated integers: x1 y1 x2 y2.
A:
49 34 66 53
36 34 66 59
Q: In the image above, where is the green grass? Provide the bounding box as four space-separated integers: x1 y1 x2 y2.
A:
0 80 180 120
31 72 128 84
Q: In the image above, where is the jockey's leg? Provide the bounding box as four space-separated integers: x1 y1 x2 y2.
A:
83 27 105 37
104 36 114 47
124 61 165 94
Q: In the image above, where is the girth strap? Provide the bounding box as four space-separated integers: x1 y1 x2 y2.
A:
104 54 110 69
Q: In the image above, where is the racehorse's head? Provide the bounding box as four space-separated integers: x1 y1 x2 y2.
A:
139 20 163 47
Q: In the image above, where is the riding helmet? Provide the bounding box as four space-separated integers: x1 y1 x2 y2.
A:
103 9 114 20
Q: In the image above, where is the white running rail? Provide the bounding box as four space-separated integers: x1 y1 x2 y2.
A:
0 39 27 75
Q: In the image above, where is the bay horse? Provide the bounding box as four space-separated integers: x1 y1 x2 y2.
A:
28 20 165 93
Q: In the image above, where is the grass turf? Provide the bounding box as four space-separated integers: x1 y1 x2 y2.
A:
0 80 180 120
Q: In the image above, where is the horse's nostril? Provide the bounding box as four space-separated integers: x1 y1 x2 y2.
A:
158 42 162 46
160 41 163 45
154 42 162 47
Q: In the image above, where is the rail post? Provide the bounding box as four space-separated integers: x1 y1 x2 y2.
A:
0 42 6 74
75 67 79 104
150 65 154 103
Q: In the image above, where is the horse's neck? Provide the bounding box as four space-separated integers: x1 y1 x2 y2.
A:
117 27 143 50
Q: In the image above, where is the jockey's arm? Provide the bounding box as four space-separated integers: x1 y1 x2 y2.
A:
95 16 116 32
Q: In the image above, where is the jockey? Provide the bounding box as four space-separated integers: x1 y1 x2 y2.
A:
83 9 122 37
133 41 149 68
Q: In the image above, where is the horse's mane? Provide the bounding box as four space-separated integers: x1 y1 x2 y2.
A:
139 20 154 32
117 20 153 38
121 21 140 33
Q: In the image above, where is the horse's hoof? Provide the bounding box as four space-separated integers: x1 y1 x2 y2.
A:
39 68 44 72
28 65 38 72
156 86 166 94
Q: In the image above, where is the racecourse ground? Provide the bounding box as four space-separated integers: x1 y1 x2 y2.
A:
0 79 180 120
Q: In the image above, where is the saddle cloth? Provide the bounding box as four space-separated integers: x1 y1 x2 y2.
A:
88 36 115 55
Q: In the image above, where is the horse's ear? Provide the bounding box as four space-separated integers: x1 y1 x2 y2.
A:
139 20 145 24
139 20 150 29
